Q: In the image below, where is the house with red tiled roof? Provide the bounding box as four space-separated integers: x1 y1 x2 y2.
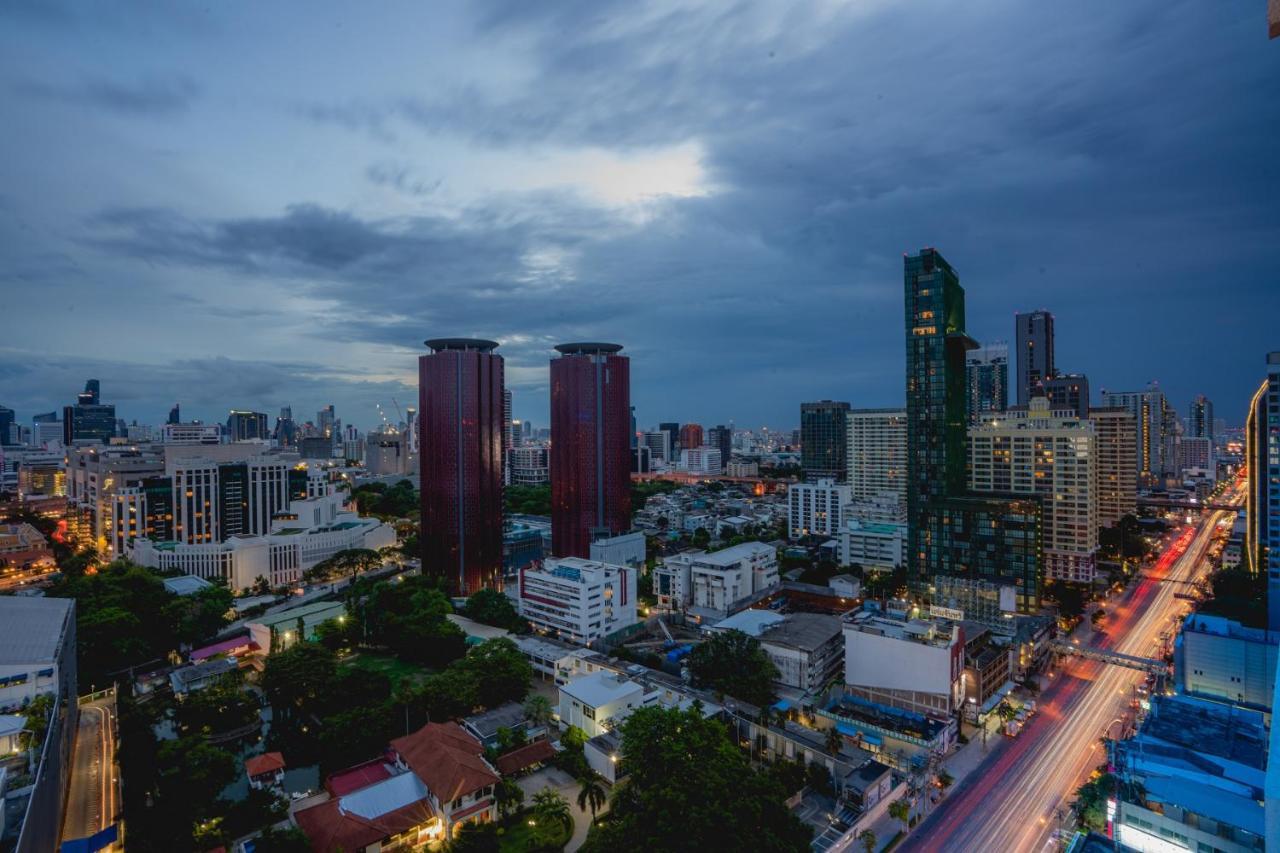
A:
244 751 286 790
292 722 499 851
388 722 500 839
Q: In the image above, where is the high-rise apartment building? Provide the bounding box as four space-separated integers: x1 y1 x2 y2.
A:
419 338 504 594
965 343 1008 422
1102 384 1172 484
227 410 269 442
707 425 733 467
167 403 181 425
550 343 632 559
317 405 336 441
1188 395 1215 442
1090 407 1138 527
801 400 850 483
1015 310 1055 407
1042 373 1090 419
1245 353 1280 630
659 422 680 459
641 431 670 463
62 379 116 444
970 398 1098 583
906 249 1042 609
845 408 906 503
366 427 409 476
510 445 550 485
788 478 850 540
679 423 703 451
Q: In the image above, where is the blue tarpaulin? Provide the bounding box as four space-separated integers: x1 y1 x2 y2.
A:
60 824 118 853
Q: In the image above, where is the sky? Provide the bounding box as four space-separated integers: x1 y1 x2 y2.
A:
1 0 1277 433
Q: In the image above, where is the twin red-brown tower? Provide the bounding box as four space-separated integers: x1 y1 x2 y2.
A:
419 338 631 593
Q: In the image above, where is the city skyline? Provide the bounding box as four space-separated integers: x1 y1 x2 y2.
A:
2 2 1278 430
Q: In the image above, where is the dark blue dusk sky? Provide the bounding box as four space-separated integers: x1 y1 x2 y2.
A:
1 0 1277 432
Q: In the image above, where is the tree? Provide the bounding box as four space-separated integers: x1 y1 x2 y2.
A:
495 778 525 819
581 705 811 853
157 735 238 822
446 820 500 853
888 798 910 835
996 701 1017 724
825 726 844 757
577 773 608 822
415 667 480 720
524 694 554 728
21 693 55 750
686 629 779 707
261 642 338 721
313 616 354 652
456 638 533 708
463 588 525 632
858 829 877 853
253 825 312 853
1074 772 1117 831
531 788 572 846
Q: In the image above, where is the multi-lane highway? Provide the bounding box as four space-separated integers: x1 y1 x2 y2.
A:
60 698 118 846
900 501 1233 853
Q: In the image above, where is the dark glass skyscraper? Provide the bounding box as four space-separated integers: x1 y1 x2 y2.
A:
659 422 680 459
550 343 631 558
1015 310 1055 407
419 338 505 595
1043 373 1090 419
0 405 14 446
167 403 181 425
1187 394 1214 441
906 249 1042 610
227 410 269 441
62 379 115 444
965 342 1008 422
801 401 850 482
707 424 733 468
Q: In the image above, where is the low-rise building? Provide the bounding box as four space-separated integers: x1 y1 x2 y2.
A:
757 613 844 694
387 722 499 839
584 730 625 784
657 542 779 620
588 531 646 568
245 752 286 791
1175 613 1279 712
828 574 861 599
842 607 965 719
961 627 1013 715
1111 694 1266 853
247 600 347 655
518 557 637 646
836 520 905 571
558 671 645 738
462 702 548 750
170 657 238 696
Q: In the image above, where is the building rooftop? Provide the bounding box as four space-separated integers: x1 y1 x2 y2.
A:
251 599 346 630
706 609 785 637
1181 612 1279 645
692 540 775 567
757 613 843 652
424 337 499 352
1134 693 1267 771
162 574 214 596
842 608 956 648
170 656 238 689
554 342 624 355
462 702 530 740
0 596 73 665
389 722 498 803
561 670 644 708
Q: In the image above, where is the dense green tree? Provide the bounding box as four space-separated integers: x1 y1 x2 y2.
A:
523 694 554 728
686 629 779 707
252 825 313 853
888 798 910 835
1074 772 1117 831
495 778 525 819
261 642 339 721
858 829 877 853
531 788 572 846
175 671 260 736
462 587 526 631
445 820 501 853
20 693 54 750
582 705 810 853
157 735 238 822
167 583 235 645
304 547 383 583
415 667 481 720
320 700 395 772
505 483 553 516
455 637 533 707
351 480 419 518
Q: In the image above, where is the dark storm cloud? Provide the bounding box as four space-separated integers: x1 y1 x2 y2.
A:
14 74 200 116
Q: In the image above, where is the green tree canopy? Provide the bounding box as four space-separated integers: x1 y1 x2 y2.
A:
261 642 339 720
583 705 810 853
686 629 779 707
455 637 534 708
462 588 526 632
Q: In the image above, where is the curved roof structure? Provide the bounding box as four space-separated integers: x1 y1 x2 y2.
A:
554 342 624 355
424 338 499 353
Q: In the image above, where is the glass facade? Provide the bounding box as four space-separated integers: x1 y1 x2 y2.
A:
550 343 632 559
419 339 505 595
801 400 850 482
905 249 1043 610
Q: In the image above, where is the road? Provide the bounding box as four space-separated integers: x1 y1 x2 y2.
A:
899 505 1231 853
60 698 118 846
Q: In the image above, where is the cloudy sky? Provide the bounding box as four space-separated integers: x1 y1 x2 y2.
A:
1 0 1277 432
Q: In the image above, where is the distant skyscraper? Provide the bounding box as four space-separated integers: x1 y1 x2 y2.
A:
1188 395 1214 442
0 405 14 446
641 431 670 462
318 405 336 440
419 338 504 595
965 342 1008 422
659 422 680 458
906 249 1042 609
1090 407 1138 527
801 401 850 483
679 423 703 452
1246 353 1280 629
167 403 181 425
707 425 733 469
1015 310 1055 407
275 406 296 447
551 343 631 558
62 379 116 444
226 410 269 441
1042 373 1090 419
503 389 513 450
1102 384 1170 484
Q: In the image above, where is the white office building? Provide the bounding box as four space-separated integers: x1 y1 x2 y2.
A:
518 557 638 646
837 520 906 571
656 541 779 619
160 422 223 445
788 478 850 540
365 427 408 476
969 398 1099 584
679 447 722 475
843 608 965 719
845 409 906 502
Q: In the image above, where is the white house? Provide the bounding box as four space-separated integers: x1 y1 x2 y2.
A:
558 671 645 738
657 542 779 619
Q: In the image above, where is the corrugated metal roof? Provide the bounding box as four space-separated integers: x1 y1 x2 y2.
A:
0 597 72 665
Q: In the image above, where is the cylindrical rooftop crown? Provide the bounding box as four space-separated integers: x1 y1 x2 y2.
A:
425 338 500 353
554 342 624 355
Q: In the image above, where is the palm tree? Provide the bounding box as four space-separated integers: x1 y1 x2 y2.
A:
523 694 553 729
825 726 844 756
495 779 524 820
996 701 1016 724
888 798 910 834
859 829 877 853
532 788 571 825
577 773 608 822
